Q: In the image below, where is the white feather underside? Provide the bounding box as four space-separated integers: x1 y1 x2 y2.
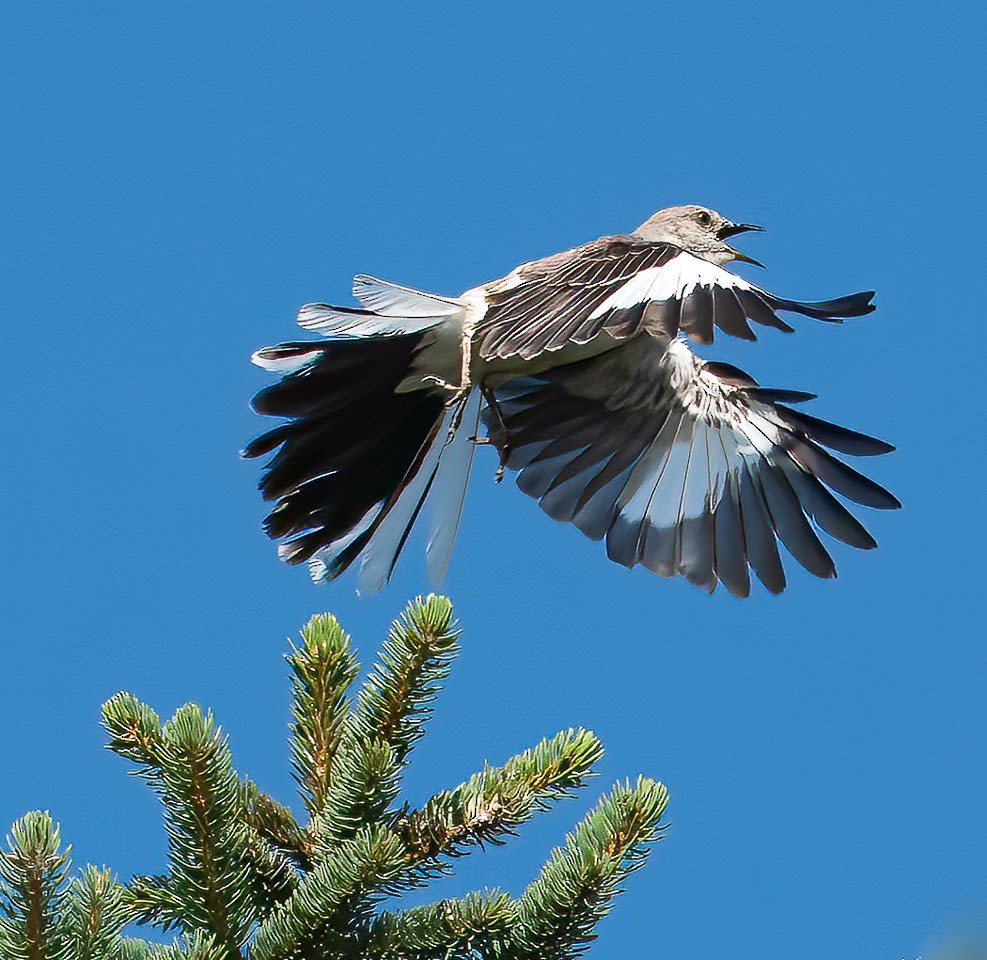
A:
587 251 755 321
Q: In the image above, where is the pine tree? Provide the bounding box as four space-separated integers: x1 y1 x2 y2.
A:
0 596 667 959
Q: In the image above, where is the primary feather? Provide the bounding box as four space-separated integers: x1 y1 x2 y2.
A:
245 204 897 594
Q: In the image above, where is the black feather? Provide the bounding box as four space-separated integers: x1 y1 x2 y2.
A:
764 290 875 320
775 405 895 456
745 388 817 405
735 289 794 333
246 331 445 572
711 288 756 341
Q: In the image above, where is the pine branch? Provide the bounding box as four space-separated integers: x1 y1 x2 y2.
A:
249 825 407 960
239 782 302 902
397 728 604 873
155 704 255 955
287 614 359 818
512 777 668 959
309 736 401 851
7 597 668 959
124 874 187 931
353 595 459 768
365 889 516 960
241 782 306 865
102 693 165 775
116 940 165 960
0 811 71 960
309 596 458 850
104 698 287 938
57 865 132 960
149 931 229 960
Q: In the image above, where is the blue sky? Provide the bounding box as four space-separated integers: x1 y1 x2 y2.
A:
2 2 985 957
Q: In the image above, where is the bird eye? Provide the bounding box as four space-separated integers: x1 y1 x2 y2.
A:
694 210 712 227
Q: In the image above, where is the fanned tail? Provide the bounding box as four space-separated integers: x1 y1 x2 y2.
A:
244 279 476 591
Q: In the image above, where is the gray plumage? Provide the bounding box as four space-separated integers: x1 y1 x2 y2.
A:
245 204 897 595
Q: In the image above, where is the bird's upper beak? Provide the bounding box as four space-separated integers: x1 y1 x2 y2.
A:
717 221 764 239
717 221 765 267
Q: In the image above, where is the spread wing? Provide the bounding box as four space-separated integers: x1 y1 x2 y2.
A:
489 339 898 596
476 236 875 361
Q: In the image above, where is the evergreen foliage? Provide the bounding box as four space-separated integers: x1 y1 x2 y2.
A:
0 596 667 959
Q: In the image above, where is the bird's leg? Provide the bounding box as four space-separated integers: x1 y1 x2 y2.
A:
422 374 463 394
443 390 472 448
421 376 473 446
479 383 511 483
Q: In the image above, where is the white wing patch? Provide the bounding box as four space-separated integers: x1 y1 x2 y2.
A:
587 252 755 321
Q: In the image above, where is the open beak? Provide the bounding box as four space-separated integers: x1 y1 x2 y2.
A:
727 247 765 268
717 221 764 239
717 221 765 267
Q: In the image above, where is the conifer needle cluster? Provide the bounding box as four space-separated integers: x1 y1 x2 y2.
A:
0 596 667 959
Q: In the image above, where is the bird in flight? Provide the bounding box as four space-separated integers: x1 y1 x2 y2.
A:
244 205 898 596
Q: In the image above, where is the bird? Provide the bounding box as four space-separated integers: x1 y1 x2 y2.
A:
243 204 899 597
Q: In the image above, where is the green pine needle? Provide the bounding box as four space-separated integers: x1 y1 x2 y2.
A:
287 614 360 817
148 931 229 960
513 776 669 959
238 782 304 902
154 704 255 953
0 811 71 960
5 597 665 960
310 596 458 850
240 782 306 864
101 694 165 775
366 889 516 960
398 728 604 870
125 874 187 932
58 865 132 960
250 824 407 960
309 736 401 851
353 595 459 767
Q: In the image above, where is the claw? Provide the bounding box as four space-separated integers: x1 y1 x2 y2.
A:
422 375 462 393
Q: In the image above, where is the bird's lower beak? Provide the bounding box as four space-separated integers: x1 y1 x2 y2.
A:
717 221 764 239
718 221 764 267
726 246 765 268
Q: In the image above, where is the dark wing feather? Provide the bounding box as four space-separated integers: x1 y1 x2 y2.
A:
477 237 677 360
477 242 876 361
488 338 898 596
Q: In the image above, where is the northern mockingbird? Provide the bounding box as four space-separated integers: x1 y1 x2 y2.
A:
245 205 898 596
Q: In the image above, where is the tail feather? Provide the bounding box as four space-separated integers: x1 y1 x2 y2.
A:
297 277 463 336
353 413 449 594
244 331 450 579
426 390 483 586
330 391 481 594
352 275 464 317
297 303 447 338
248 277 475 589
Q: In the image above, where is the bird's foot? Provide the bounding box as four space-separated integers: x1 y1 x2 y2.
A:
423 375 463 395
467 434 508 482
495 444 511 483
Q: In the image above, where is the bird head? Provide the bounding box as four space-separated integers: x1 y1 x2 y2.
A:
634 205 764 266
